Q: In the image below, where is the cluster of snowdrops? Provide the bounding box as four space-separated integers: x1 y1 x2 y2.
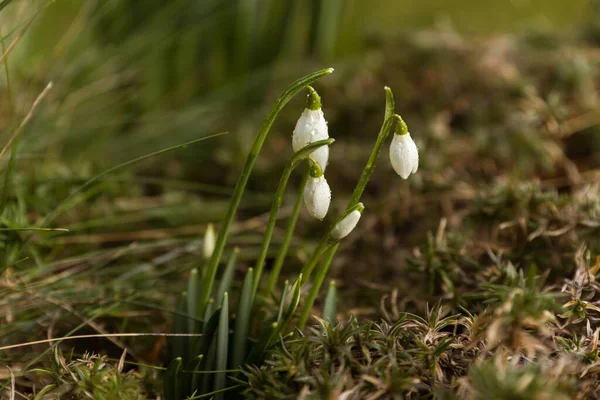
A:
295 85 419 234
163 69 420 400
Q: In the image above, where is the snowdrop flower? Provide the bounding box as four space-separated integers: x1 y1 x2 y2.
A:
292 87 329 171
389 118 418 179
331 204 364 240
303 159 331 220
203 223 215 259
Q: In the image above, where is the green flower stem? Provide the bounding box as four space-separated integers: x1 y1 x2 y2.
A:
298 243 339 329
252 138 334 298
347 87 396 208
299 203 364 284
299 237 330 284
266 167 310 294
197 68 334 318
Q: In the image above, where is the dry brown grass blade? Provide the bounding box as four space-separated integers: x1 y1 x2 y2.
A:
8 366 14 400
0 332 206 352
0 82 53 160
0 33 21 66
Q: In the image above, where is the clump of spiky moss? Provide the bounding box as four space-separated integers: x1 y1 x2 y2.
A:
243 257 600 398
27 350 146 399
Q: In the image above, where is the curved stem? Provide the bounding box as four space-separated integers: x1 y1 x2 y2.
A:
266 167 310 294
251 138 334 298
299 202 364 284
196 68 334 318
347 87 396 208
299 237 330 285
298 243 339 329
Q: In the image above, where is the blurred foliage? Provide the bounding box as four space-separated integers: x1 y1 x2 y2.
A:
0 0 593 176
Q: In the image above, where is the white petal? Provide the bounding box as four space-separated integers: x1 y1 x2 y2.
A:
292 108 328 152
303 176 331 220
331 210 362 240
389 133 418 179
311 145 329 172
408 135 419 174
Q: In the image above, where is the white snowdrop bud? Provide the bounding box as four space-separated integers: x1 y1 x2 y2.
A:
332 207 363 240
303 175 331 220
292 88 329 171
389 119 418 179
203 223 216 259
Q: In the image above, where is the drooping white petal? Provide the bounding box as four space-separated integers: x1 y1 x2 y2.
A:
331 210 362 240
303 176 331 220
389 132 419 179
310 145 329 172
292 108 329 170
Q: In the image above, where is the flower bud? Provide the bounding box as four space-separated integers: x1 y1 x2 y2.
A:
292 88 329 171
389 120 418 179
303 175 331 220
203 223 216 259
331 209 362 240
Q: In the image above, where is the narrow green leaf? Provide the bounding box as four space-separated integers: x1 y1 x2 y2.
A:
194 307 222 361
33 384 56 400
214 293 230 399
277 280 290 322
200 343 217 395
248 322 279 365
280 274 302 329
200 308 221 395
189 354 204 395
187 269 199 333
322 280 337 324
163 357 182 400
171 292 187 360
208 249 239 317
232 268 254 369
203 298 215 322
250 274 303 364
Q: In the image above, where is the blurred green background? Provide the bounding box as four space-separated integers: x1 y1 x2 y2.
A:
0 0 591 169
0 0 596 211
